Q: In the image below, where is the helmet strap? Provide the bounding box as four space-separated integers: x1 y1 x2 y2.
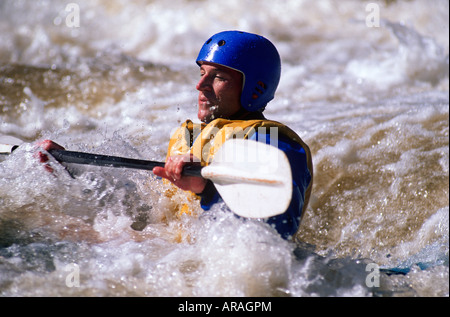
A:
229 107 266 121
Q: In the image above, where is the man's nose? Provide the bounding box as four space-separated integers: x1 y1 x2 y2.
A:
196 75 211 91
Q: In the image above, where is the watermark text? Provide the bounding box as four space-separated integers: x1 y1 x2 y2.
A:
365 263 380 287
365 3 380 28
65 3 80 28
178 301 271 314
65 263 80 288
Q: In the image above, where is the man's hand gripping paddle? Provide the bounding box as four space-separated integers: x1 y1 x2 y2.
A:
1 139 292 218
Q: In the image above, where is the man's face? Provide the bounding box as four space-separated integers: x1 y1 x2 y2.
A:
196 62 243 123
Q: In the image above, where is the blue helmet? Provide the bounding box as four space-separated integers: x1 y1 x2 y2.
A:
196 31 281 112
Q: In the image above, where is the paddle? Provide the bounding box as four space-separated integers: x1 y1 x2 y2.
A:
1 139 292 219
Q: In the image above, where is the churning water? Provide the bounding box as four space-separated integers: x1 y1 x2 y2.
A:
0 0 448 297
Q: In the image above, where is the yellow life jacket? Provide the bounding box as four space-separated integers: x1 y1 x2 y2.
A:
165 118 313 219
168 118 310 162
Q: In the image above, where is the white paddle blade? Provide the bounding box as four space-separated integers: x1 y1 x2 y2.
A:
0 144 17 154
0 136 23 154
201 139 292 219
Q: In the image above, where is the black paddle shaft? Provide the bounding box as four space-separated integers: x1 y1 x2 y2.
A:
49 149 203 177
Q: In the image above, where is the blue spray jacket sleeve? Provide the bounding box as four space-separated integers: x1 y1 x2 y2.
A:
198 131 312 240
249 131 311 239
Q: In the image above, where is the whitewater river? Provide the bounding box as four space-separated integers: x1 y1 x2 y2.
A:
0 0 448 297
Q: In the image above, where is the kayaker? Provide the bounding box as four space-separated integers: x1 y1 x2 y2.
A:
153 31 313 240
38 31 313 240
